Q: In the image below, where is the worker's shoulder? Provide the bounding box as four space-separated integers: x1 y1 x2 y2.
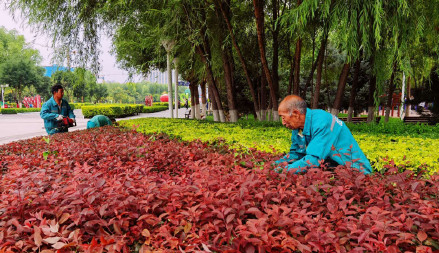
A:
309 109 333 120
42 97 56 107
61 98 71 105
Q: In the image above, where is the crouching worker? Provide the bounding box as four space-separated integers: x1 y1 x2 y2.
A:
275 95 372 174
86 115 114 129
40 84 76 135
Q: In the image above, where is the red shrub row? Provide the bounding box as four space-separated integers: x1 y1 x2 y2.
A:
0 127 438 252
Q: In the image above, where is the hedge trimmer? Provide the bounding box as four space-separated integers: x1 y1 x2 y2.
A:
57 117 76 131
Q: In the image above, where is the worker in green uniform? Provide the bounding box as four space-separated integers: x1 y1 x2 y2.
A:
40 84 76 135
86 115 114 129
275 95 372 174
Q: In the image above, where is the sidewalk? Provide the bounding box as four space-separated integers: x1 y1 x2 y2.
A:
0 108 188 145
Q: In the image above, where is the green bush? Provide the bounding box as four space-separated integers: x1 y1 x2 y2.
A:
82 104 144 118
0 108 41 114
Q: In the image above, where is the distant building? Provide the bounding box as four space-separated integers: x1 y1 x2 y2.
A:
43 65 74 77
145 69 175 85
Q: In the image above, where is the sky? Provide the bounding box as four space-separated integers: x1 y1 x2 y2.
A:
0 6 142 83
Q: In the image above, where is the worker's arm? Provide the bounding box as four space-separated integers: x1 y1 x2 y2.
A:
286 121 337 173
40 102 58 120
274 130 303 165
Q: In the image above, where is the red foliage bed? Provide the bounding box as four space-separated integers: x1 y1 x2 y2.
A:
0 127 438 252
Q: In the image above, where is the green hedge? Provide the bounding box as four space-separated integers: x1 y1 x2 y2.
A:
0 108 41 114
154 102 169 107
71 103 94 110
82 104 144 118
142 106 168 113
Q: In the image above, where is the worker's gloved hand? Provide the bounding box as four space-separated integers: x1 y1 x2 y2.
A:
56 114 63 121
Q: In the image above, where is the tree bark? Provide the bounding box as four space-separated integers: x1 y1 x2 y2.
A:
217 0 260 120
330 63 350 115
385 62 397 122
311 35 328 109
347 58 361 122
253 0 279 121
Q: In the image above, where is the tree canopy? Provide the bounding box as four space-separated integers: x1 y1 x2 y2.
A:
8 0 439 120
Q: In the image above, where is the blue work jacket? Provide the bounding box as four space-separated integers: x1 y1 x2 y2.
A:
40 97 75 135
276 108 372 174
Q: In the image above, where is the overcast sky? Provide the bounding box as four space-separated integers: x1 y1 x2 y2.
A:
0 6 142 83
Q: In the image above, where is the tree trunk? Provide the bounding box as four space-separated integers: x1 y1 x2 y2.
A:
221 47 238 122
385 62 397 122
193 84 201 119
293 39 302 96
293 0 302 95
311 35 328 109
260 71 267 121
209 85 219 121
200 81 207 118
271 0 280 107
330 63 350 115
405 77 411 117
367 76 377 123
189 82 196 119
253 0 279 121
195 45 225 122
218 0 260 120
214 0 238 122
306 27 316 100
347 58 361 122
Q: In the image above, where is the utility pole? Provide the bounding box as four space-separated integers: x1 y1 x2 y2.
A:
161 40 175 118
400 72 406 120
1 84 9 108
174 58 179 118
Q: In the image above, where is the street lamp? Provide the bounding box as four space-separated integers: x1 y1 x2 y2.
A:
1 84 9 109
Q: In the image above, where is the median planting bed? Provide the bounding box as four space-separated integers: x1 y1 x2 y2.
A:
119 118 439 174
1 127 439 252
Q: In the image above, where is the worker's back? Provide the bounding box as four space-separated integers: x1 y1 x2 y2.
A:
87 115 113 129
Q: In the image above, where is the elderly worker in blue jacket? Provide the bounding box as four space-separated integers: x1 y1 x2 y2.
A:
40 84 76 135
275 95 372 174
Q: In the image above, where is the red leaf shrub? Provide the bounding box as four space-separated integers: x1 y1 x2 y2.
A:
0 127 439 252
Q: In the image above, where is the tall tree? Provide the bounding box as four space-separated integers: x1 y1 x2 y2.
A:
253 0 279 121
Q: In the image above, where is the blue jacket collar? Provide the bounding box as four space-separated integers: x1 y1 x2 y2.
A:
302 108 312 136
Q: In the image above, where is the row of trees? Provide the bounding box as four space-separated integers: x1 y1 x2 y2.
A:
104 82 186 104
0 27 48 107
0 26 186 106
9 0 439 121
